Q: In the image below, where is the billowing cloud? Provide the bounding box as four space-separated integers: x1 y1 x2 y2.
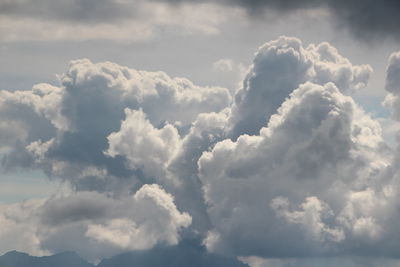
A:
0 199 46 256
105 109 181 180
0 184 191 261
3 36 400 265
85 184 192 251
383 52 400 121
0 58 230 191
200 81 391 257
228 36 371 138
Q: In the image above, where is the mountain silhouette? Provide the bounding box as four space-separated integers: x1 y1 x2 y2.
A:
97 240 248 267
0 241 248 267
0 250 93 267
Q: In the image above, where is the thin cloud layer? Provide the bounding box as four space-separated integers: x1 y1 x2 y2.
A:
3 0 400 42
159 0 400 40
1 36 400 265
0 0 236 42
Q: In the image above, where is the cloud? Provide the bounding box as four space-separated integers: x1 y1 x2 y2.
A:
240 255 400 267
157 0 400 41
0 199 47 256
2 36 400 264
0 58 230 191
270 196 345 243
0 56 231 260
326 0 400 41
228 36 371 138
0 0 133 23
199 81 391 257
0 1 237 42
3 0 400 42
85 184 192 251
105 109 181 181
383 52 400 121
0 184 191 262
213 59 235 73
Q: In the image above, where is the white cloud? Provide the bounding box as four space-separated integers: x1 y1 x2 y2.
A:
0 184 191 262
199 82 390 256
3 36 400 263
0 58 231 190
105 109 181 180
270 196 344 243
0 16 153 43
239 256 295 267
228 36 372 138
85 184 191 251
0 199 48 256
213 59 235 73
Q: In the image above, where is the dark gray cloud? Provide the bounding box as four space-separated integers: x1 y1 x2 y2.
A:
2 0 400 41
327 0 400 40
156 0 400 40
0 0 134 23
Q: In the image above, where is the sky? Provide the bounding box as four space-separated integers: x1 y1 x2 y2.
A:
2 0 400 266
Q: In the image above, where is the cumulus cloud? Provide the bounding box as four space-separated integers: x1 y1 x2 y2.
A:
3 36 400 264
0 58 230 191
199 81 391 257
270 196 345 243
0 184 191 261
383 52 400 121
0 199 47 256
85 184 192 251
0 56 231 260
228 36 371 138
105 109 181 180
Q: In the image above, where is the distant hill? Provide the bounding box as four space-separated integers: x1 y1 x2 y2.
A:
0 251 94 267
97 240 248 267
0 243 248 267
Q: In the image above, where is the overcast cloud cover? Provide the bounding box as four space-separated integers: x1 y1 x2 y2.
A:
2 0 400 267
3 0 400 42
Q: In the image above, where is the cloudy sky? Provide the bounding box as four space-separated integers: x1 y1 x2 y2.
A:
2 0 400 266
